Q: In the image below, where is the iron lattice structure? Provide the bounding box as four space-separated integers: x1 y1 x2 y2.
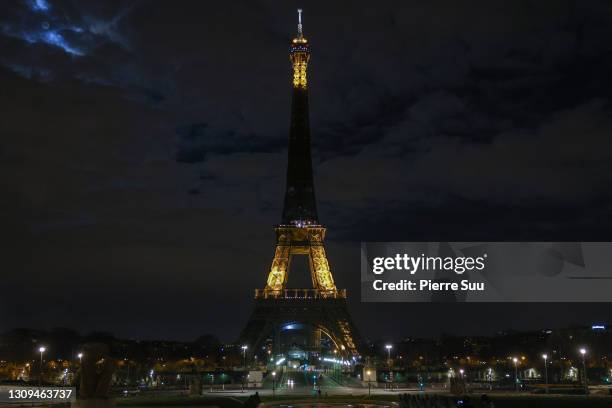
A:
239 10 361 359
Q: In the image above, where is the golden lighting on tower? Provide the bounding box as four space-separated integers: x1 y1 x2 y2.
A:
263 226 337 295
241 10 361 360
290 9 309 89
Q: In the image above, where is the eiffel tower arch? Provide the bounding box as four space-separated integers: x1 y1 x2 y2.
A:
238 10 361 363
240 226 361 359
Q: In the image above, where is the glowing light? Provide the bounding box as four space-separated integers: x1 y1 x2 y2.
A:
289 9 309 89
322 357 351 366
39 347 46 353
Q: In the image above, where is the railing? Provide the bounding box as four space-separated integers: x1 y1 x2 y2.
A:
254 288 347 299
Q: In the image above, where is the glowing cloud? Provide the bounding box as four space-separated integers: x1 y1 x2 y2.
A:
28 0 51 13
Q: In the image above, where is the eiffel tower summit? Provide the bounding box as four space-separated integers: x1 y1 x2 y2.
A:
239 9 362 365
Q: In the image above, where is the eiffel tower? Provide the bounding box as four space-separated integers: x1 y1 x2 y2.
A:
239 10 361 361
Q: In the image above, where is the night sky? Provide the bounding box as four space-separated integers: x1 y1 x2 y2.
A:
2 0 612 342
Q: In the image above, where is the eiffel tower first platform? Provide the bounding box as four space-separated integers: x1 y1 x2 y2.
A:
239 10 362 363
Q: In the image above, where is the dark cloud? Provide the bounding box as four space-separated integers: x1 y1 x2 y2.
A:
2 0 612 341
175 122 284 163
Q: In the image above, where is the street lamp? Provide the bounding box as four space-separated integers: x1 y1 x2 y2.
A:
542 354 548 393
459 368 464 378
272 371 276 397
124 357 131 387
385 344 393 386
38 346 46 386
241 345 248 390
77 353 83 365
385 344 393 360
241 345 248 366
513 357 519 391
367 370 372 396
579 348 588 393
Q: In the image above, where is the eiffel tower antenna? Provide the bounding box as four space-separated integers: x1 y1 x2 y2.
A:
297 8 303 37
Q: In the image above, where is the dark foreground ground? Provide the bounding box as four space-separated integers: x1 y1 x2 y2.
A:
116 393 612 408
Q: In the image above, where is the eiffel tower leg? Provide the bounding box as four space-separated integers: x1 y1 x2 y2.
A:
309 241 336 293
265 242 291 293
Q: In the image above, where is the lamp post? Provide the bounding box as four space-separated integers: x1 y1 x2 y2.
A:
38 347 46 386
241 345 248 390
367 370 372 396
385 344 393 361
542 354 548 393
385 344 393 388
579 348 588 393
241 345 248 368
272 371 276 397
333 349 339 383
513 358 519 391
125 358 131 387
77 352 83 365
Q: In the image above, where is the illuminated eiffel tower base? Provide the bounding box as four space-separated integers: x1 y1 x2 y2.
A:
239 225 360 360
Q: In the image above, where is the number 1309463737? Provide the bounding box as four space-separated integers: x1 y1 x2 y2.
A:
2 387 75 402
